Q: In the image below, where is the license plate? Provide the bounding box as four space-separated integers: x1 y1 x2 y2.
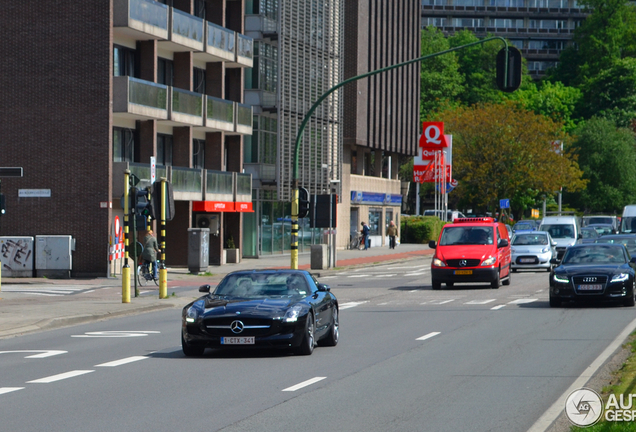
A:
221 337 255 345
454 270 473 275
578 284 603 291
520 258 535 263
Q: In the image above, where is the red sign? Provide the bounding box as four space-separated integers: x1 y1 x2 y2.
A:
419 122 448 149
193 201 235 212
235 202 254 212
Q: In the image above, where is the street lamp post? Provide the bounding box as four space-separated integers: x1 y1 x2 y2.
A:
290 37 511 269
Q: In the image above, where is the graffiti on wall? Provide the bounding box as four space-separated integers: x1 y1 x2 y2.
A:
1 238 33 271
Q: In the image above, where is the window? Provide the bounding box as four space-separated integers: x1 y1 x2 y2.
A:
385 210 393 234
451 18 484 27
113 127 135 162
113 45 136 77
491 18 523 28
369 208 382 236
193 67 205 94
422 17 447 28
193 139 205 169
158 58 173 86
157 134 173 166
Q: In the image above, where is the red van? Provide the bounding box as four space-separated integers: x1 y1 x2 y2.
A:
428 217 512 289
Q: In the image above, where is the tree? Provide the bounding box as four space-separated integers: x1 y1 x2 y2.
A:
420 26 464 117
434 102 587 215
564 117 636 213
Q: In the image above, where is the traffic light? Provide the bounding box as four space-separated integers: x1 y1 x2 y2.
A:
133 187 155 220
298 187 310 219
496 46 522 93
0 193 5 215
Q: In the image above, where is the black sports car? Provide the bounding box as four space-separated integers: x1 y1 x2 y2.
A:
549 244 636 307
181 270 339 356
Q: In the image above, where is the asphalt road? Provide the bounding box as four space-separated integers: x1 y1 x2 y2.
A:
1 264 635 432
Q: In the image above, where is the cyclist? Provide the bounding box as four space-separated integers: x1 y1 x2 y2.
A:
141 229 160 280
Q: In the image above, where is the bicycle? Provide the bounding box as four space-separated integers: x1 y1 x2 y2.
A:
137 260 159 286
349 233 365 250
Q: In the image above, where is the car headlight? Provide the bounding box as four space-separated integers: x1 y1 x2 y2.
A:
541 247 550 253
185 306 199 323
432 258 446 267
553 274 569 284
481 256 496 266
283 304 304 323
611 273 629 283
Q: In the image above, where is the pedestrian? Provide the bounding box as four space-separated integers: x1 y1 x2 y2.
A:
361 221 370 250
141 229 160 280
386 220 398 249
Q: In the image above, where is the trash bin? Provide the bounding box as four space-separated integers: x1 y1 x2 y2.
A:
188 228 210 274
310 244 328 270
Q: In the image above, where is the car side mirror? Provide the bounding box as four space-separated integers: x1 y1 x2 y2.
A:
428 240 436 249
630 257 636 264
551 241 557 247
498 239 509 248
199 284 211 293
550 258 560 265
317 283 330 292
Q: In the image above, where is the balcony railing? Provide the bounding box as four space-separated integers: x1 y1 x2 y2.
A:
114 0 169 40
227 33 254 68
172 166 203 201
203 22 235 62
113 76 168 120
243 163 276 184
234 103 253 135
165 8 204 52
170 88 204 126
202 96 234 132
205 170 234 201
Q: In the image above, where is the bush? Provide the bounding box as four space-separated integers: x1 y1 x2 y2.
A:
400 216 447 244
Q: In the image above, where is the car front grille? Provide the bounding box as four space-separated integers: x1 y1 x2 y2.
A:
446 259 481 267
202 317 276 336
572 275 608 293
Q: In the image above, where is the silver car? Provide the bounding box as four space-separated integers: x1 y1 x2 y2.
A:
511 231 557 272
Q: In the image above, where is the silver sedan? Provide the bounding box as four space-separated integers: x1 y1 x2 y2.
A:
511 231 557 272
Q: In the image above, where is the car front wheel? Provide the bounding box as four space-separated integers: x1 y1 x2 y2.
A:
320 307 339 347
491 270 500 289
296 313 315 355
181 333 205 357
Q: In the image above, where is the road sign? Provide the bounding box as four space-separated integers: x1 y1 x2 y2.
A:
150 156 156 184
500 199 510 209
419 122 448 149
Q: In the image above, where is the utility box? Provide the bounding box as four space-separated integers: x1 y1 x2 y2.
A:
188 228 210 274
0 236 35 277
35 235 75 279
310 244 328 270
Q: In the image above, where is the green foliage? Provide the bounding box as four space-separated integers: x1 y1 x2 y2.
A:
400 216 446 244
225 236 236 249
564 117 636 213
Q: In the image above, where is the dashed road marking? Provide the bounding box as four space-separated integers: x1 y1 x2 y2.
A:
95 356 148 367
0 387 24 395
491 305 506 310
27 370 94 384
282 377 326 392
0 350 67 359
416 332 441 341
339 301 367 310
508 298 538 305
464 299 496 305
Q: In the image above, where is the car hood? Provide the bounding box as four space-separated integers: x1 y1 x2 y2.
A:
511 245 551 253
436 245 495 261
201 297 298 317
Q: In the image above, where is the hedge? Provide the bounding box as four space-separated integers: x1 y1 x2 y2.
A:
400 216 447 244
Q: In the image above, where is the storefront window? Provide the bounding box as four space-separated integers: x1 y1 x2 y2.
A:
369 208 382 235
385 209 394 235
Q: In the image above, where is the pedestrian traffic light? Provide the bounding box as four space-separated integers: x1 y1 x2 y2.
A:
298 187 310 219
0 193 5 215
496 46 522 93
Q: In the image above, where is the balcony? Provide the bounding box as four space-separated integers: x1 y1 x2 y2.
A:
197 96 234 133
243 163 276 187
172 166 204 201
245 14 278 40
165 87 204 127
113 76 168 121
194 22 236 63
204 170 234 202
226 34 254 68
113 0 169 40
159 8 204 52
227 103 253 136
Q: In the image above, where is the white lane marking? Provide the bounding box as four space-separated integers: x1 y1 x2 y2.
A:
507 298 538 305
0 350 67 359
464 299 496 305
18 292 64 297
96 356 148 367
82 290 95 294
347 275 370 278
378 302 388 306
0 387 24 395
405 272 427 276
71 331 160 338
491 305 506 310
375 274 397 278
320 276 337 279
386 264 429 270
27 370 94 384
528 316 636 432
437 299 456 304
282 377 326 392
416 332 441 341
535 289 544 293
339 301 367 310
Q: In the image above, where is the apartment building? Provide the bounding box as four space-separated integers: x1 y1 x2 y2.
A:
420 0 588 77
1 0 253 276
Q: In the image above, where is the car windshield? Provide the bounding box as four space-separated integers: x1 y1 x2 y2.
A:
440 226 494 246
591 226 613 236
514 223 533 231
541 224 575 239
595 238 636 256
512 233 548 246
587 217 613 225
621 217 636 233
213 273 310 298
561 246 627 264
581 229 598 239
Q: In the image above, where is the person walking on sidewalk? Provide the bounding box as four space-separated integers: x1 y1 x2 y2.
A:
386 220 398 249
141 229 160 280
361 222 370 250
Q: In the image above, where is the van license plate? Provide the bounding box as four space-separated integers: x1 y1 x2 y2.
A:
454 270 472 275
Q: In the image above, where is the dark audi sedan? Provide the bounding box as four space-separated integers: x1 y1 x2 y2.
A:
549 244 636 307
181 270 339 356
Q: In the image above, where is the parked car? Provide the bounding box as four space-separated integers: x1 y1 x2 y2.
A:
579 227 600 244
549 244 636 307
511 231 557 272
594 234 636 257
539 216 581 259
181 270 339 356
429 217 511 289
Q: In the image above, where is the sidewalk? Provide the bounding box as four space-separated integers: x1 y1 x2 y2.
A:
0 244 433 339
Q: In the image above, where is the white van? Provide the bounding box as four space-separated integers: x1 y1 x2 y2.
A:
539 216 581 259
620 205 636 233
423 209 466 221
